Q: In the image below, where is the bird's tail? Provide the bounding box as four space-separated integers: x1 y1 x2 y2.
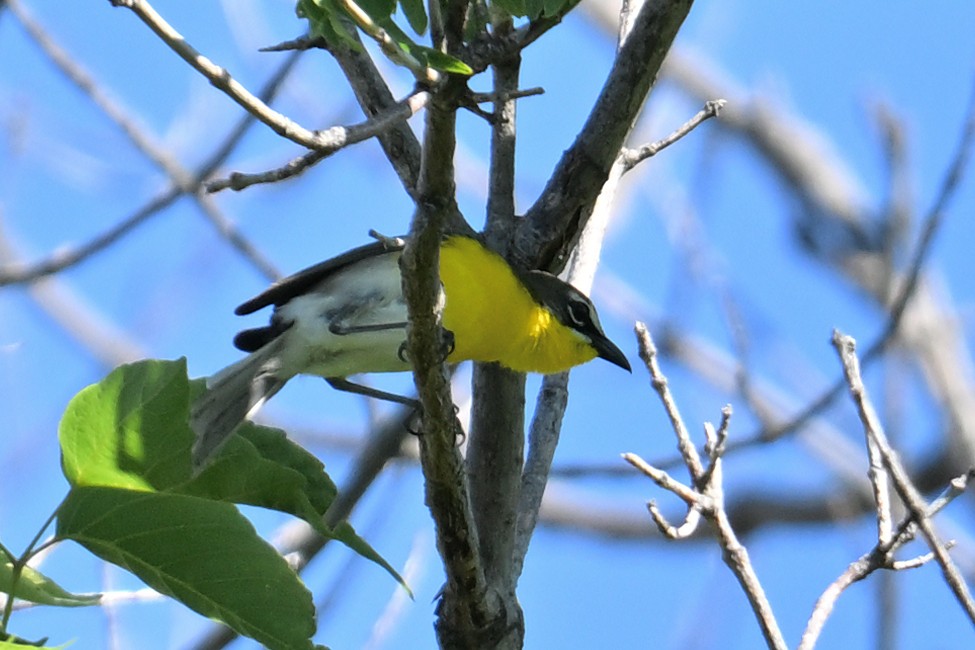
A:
190 336 289 468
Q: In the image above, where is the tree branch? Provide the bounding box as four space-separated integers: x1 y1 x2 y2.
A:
620 98 725 171
628 322 787 650
466 18 526 623
401 75 496 648
517 0 695 271
108 0 418 155
799 469 973 650
205 90 431 193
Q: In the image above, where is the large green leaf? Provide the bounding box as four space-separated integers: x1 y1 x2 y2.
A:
184 423 406 591
57 487 320 650
414 46 474 75
59 358 192 491
57 359 404 584
297 0 468 76
0 553 100 608
543 0 574 17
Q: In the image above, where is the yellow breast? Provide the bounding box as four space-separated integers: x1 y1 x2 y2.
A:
439 236 596 374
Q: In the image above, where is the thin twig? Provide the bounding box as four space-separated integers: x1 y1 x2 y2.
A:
635 322 704 479
109 0 419 154
621 99 725 171
206 90 431 193
646 500 702 539
467 86 544 105
629 323 787 650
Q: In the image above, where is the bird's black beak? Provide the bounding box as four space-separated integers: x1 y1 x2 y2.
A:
594 334 631 372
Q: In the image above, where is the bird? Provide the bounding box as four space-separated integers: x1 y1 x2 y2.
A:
190 233 630 467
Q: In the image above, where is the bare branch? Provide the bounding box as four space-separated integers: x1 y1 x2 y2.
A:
514 372 569 573
467 31 525 602
646 500 702 539
517 0 695 271
629 324 788 650
400 74 497 647
109 0 420 155
635 322 704 479
799 470 974 650
623 453 704 507
620 99 725 171
206 90 431 193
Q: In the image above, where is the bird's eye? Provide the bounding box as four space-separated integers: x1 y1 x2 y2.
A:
566 299 592 327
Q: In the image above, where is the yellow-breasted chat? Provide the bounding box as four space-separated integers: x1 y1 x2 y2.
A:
190 234 630 467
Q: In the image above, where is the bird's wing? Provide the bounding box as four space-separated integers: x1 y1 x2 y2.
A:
235 238 406 315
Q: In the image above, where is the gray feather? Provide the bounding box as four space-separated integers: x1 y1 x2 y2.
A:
190 336 290 469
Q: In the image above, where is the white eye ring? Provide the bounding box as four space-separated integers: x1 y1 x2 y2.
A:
567 299 591 327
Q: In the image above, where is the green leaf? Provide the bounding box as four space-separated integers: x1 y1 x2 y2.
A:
0 635 68 649
357 0 397 21
414 46 474 75
59 359 192 491
524 0 544 20
57 359 405 589
297 0 359 46
491 0 526 17
183 423 337 525
184 423 407 593
542 0 571 17
0 554 100 608
57 487 316 650
399 0 428 34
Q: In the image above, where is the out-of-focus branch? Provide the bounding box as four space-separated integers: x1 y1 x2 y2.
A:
7 0 296 282
0 225 146 368
799 469 975 650
832 332 975 623
662 50 975 466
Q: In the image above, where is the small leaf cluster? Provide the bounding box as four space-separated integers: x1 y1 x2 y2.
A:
295 0 576 77
1 360 403 650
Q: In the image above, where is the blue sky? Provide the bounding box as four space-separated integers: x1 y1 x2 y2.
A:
2 1 975 648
